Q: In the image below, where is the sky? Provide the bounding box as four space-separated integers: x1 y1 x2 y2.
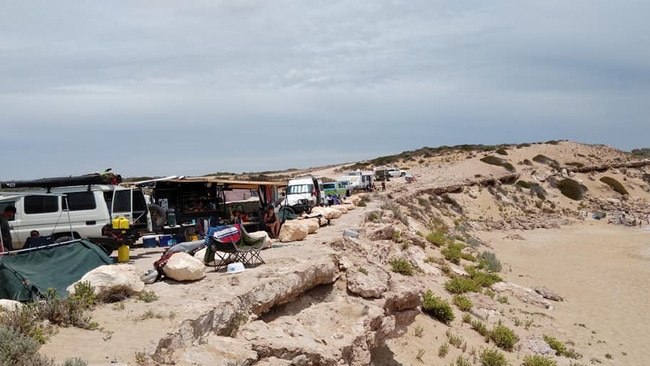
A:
1 1 649 180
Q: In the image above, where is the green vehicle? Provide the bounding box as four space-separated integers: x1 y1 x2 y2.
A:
322 181 349 198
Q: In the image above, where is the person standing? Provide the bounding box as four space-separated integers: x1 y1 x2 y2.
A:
1 206 17 252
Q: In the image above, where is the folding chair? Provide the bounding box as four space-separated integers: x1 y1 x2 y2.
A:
204 224 266 270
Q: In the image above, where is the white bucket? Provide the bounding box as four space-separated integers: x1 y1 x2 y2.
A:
227 262 245 274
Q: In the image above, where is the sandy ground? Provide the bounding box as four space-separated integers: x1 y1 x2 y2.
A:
386 220 650 366
484 220 650 365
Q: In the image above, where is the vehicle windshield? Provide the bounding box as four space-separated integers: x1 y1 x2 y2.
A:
322 183 336 189
287 184 313 195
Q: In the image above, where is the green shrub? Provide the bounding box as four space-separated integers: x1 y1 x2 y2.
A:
453 295 473 311
471 271 503 287
456 355 472 366
556 178 587 200
389 258 414 276
522 354 557 366
495 148 508 156
444 277 480 294
471 319 489 337
478 251 502 272
426 229 448 247
543 335 566 356
480 348 507 366
490 324 518 351
366 211 381 223
516 180 532 189
442 243 464 264
0 326 57 366
532 154 560 169
481 156 516 172
599 176 629 195
422 290 455 324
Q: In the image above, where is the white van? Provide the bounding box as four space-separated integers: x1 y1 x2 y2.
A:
283 176 324 207
0 184 151 249
341 171 374 191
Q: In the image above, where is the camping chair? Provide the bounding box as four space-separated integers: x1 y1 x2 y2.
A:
204 223 266 270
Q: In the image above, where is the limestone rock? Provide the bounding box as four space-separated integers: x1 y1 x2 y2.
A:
67 264 145 299
0 299 23 312
534 286 564 302
279 220 309 242
347 265 390 299
163 252 206 282
491 282 553 309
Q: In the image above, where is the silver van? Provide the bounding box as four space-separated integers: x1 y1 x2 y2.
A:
0 184 151 249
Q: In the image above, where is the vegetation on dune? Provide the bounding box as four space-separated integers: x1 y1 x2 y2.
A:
480 156 516 172
532 154 561 170
599 176 629 195
556 178 587 200
422 290 455 324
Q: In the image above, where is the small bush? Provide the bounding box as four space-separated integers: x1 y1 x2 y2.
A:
490 324 518 351
565 161 584 168
438 343 450 357
389 258 414 276
543 335 566 356
557 178 587 200
522 354 557 366
481 156 516 172
0 325 57 365
453 295 473 311
445 277 480 294
532 154 560 169
478 251 502 272
441 243 464 264
426 229 449 247
471 319 489 337
516 180 532 189
137 290 159 303
422 290 455 324
599 176 629 195
480 347 507 366
495 148 508 156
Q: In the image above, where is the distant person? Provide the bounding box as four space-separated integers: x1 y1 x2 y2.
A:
263 206 280 239
1 206 17 251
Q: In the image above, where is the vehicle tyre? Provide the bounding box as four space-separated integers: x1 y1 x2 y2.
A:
400 172 406 177
54 235 74 243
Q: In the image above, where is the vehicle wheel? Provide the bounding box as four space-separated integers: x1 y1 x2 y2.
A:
54 235 74 243
400 172 406 177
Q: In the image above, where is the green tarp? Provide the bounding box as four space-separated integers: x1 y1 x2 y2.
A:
0 239 112 302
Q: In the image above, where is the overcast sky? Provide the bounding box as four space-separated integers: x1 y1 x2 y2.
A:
1 1 648 180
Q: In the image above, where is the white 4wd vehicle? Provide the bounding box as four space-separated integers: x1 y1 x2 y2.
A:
387 167 407 178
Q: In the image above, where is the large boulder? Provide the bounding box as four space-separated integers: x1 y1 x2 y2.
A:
311 206 343 220
67 264 145 300
279 220 309 242
163 252 206 282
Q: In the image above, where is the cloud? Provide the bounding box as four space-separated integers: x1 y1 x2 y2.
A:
1 0 649 180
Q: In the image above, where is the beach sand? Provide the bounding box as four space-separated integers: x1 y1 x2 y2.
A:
481 220 650 365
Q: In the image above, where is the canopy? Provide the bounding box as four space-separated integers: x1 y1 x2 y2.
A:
0 239 112 302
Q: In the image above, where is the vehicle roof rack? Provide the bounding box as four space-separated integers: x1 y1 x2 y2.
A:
1 171 122 193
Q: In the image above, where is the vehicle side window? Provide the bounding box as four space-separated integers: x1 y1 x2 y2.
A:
63 191 97 211
0 201 17 220
24 195 59 214
113 190 132 213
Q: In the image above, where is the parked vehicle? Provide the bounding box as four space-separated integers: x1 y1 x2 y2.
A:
342 171 374 191
0 173 151 249
283 176 324 207
387 167 407 178
322 181 348 198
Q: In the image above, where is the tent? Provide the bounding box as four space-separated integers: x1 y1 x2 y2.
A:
0 239 112 302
